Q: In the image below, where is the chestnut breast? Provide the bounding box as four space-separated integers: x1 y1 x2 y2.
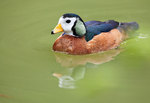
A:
53 35 89 54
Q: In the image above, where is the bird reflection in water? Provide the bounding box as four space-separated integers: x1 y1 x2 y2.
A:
52 49 121 89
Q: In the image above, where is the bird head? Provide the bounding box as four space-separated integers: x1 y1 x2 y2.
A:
51 13 86 37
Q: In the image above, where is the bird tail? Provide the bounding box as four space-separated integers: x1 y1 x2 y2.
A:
118 22 139 34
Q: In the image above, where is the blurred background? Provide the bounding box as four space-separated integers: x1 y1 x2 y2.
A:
0 0 150 103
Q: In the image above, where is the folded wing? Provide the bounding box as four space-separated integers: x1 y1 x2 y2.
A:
85 20 119 41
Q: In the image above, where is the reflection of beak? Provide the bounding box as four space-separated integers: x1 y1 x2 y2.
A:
51 24 64 34
53 73 62 78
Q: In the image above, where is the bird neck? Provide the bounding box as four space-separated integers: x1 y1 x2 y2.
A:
72 18 86 37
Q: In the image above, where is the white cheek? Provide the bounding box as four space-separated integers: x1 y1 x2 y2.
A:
59 17 76 32
62 23 73 32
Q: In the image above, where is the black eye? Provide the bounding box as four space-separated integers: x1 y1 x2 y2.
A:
66 20 71 23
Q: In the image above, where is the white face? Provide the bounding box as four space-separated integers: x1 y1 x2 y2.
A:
58 16 77 35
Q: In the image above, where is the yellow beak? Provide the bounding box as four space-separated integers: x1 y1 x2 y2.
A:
51 24 64 34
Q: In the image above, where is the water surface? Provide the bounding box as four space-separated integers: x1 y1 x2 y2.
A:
0 0 150 103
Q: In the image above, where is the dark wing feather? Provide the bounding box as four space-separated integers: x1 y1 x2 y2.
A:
84 20 119 41
85 21 104 26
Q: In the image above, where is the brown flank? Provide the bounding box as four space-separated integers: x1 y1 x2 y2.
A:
53 29 126 55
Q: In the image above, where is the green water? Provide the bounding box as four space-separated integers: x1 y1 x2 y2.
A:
0 0 150 103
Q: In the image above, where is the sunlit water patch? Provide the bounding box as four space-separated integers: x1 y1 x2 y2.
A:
137 33 149 39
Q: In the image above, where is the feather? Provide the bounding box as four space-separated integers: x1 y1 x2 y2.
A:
84 20 119 41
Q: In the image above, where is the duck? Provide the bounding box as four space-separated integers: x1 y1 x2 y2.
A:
51 13 139 55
